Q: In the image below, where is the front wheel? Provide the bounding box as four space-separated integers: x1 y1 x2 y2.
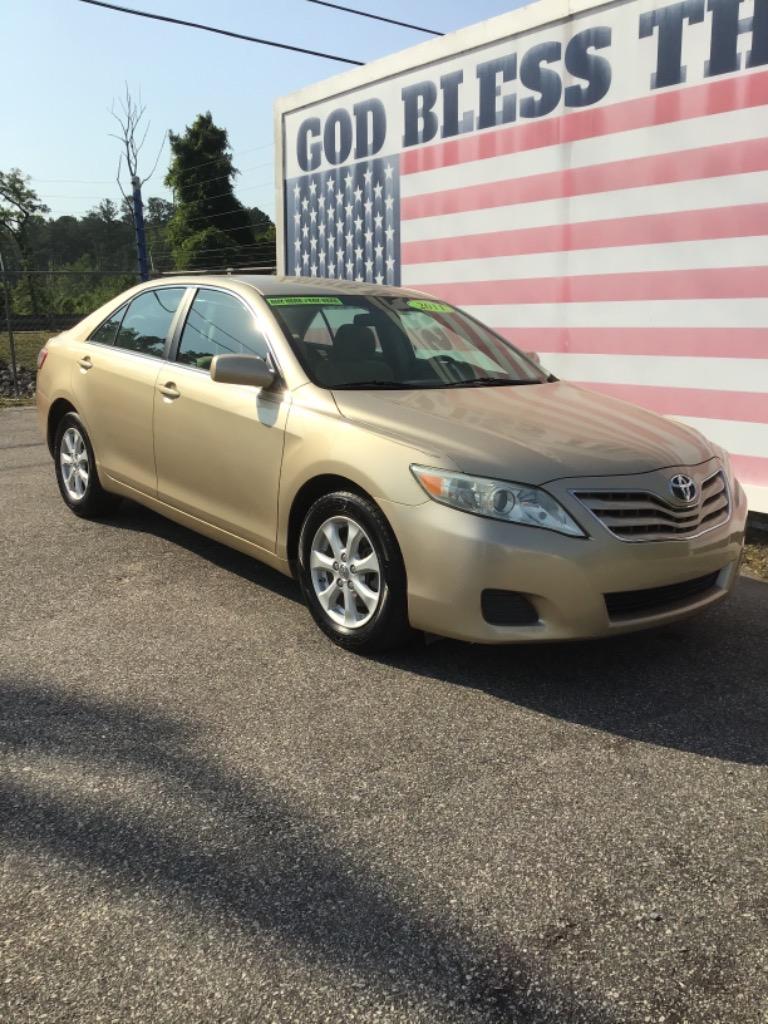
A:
297 491 414 653
53 412 121 518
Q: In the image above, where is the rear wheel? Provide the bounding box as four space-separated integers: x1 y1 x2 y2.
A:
53 412 121 518
298 491 414 653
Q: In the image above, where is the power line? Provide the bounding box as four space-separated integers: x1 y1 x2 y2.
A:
77 0 364 65
306 0 443 35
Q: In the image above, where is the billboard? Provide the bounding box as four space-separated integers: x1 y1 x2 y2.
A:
276 0 768 510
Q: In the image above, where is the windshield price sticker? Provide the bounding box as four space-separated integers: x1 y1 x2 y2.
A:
407 300 454 313
266 296 343 307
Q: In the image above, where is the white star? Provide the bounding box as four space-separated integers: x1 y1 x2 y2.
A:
364 169 372 185
336 190 344 206
318 222 325 237
364 230 373 245
301 224 309 239
345 203 353 219
346 259 354 276
301 197 309 211
309 180 317 196
337 221 344 236
385 226 394 242
294 238 301 250
294 212 301 225
319 251 325 265
345 231 353 247
354 186 362 204
310 236 317 250
310 264 317 276
327 176 335 190
374 213 383 229
354 216 363 232
384 163 394 180
344 172 353 190
302 251 309 265
309 208 317 223
375 273 384 285
354 246 363 261
328 263 335 278
364 199 372 215
318 194 325 210
355 275 364 283
385 196 394 212
365 258 373 274
374 243 383 259
386 256 395 272
374 183 383 199
293 183 301 200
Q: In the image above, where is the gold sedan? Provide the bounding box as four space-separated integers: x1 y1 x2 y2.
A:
36 276 747 652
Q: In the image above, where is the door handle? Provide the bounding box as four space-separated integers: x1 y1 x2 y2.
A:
158 382 180 399
78 356 93 370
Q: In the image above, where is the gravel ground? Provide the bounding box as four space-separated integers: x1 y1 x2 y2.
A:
1 407 766 1024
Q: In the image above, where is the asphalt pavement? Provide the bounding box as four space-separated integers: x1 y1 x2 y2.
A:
1 406 766 1024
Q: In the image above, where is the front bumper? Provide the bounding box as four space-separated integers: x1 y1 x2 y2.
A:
380 465 748 644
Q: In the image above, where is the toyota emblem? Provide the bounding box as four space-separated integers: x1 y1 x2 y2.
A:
669 474 698 503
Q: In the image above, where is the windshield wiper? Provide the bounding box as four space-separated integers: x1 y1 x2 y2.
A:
437 377 544 388
331 380 423 390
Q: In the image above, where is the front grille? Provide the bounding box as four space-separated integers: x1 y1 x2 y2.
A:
573 470 729 541
605 571 721 619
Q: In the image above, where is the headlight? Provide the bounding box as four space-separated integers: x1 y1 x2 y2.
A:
410 465 586 537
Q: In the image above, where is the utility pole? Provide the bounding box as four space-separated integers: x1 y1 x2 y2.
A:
131 175 149 281
0 247 19 397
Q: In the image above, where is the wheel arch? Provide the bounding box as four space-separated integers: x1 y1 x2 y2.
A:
285 474 372 569
47 398 77 455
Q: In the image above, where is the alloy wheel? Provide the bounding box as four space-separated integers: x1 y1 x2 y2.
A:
309 515 382 628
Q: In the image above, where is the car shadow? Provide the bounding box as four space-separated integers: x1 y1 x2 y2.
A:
0 676 615 1023
100 498 303 604
382 577 768 767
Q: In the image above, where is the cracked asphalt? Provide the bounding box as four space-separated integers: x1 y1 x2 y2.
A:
1 406 766 1024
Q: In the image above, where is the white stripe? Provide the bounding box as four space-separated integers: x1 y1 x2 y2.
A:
675 417 768 457
401 105 768 197
460 299 768 329
400 170 768 242
538 353 768 393
401 236 768 285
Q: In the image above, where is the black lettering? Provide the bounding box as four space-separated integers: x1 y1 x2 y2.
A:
440 70 464 138
749 0 768 67
353 98 386 159
323 108 353 165
476 55 517 129
639 0 705 88
402 81 439 147
519 41 563 118
296 117 322 172
564 27 612 106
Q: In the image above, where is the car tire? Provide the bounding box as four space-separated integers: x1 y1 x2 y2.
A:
53 411 121 518
298 491 414 653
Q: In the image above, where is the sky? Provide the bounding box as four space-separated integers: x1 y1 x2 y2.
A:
1 0 531 223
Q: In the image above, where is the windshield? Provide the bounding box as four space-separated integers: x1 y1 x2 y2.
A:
265 294 548 389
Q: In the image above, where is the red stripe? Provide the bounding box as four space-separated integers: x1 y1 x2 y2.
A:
401 68 768 175
571 381 768 424
402 203 768 264
732 454 768 487
417 267 768 305
497 328 768 360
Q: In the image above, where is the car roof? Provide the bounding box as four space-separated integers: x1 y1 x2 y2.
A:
151 274 429 300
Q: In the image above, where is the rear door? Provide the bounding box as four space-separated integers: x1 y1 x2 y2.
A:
69 286 187 496
153 286 290 552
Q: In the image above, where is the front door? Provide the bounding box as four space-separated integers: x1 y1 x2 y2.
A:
153 287 289 553
70 286 187 496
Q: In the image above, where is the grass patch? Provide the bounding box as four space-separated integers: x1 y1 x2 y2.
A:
744 522 768 581
0 331 51 371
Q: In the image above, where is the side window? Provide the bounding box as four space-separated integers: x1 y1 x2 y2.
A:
177 288 269 370
88 304 127 346
114 287 185 358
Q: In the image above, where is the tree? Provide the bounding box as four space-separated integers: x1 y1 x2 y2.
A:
165 112 261 270
110 85 166 280
0 169 50 312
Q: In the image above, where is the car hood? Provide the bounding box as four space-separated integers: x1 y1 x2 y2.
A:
332 381 714 484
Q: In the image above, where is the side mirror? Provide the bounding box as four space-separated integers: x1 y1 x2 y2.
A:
525 350 542 366
210 353 275 389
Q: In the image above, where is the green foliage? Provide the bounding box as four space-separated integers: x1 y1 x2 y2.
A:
165 112 269 269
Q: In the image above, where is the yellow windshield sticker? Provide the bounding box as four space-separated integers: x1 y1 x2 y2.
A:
266 296 343 307
407 299 454 313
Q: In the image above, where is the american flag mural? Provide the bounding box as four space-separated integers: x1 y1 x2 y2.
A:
279 0 768 510
285 157 400 284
